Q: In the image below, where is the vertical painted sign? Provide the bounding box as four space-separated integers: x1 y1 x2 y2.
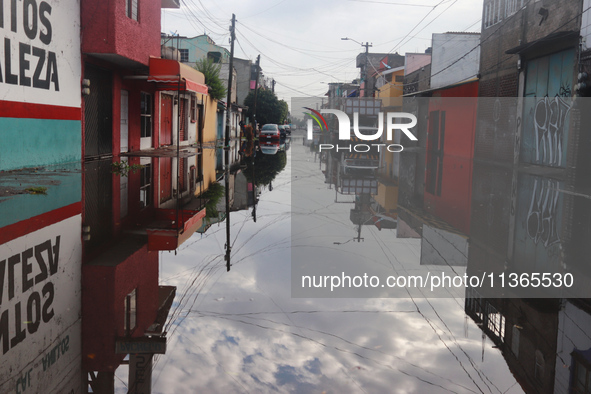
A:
0 215 83 393
0 0 82 170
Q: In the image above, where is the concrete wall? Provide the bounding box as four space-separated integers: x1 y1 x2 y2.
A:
165 35 230 66
403 64 431 95
220 64 237 103
555 301 591 392
234 58 252 106
0 0 81 170
467 161 512 267
405 53 431 75
430 33 480 90
421 225 468 266
583 0 591 51
476 0 581 165
479 0 581 98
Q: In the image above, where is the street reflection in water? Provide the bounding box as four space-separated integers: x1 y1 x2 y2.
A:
126 136 534 393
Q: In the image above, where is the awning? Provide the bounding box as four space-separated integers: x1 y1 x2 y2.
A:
505 31 578 55
402 77 478 97
146 207 207 251
148 57 209 94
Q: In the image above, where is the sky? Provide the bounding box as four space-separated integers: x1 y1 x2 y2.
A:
161 0 484 103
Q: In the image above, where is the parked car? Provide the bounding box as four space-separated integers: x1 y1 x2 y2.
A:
260 124 280 143
260 139 279 155
278 125 287 138
284 125 291 135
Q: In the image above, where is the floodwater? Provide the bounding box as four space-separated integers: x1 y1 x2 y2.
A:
145 137 516 393
2 133 591 393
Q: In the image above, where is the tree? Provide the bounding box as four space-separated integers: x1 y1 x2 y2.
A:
245 151 287 186
244 89 285 125
278 100 289 124
194 58 226 100
197 181 224 218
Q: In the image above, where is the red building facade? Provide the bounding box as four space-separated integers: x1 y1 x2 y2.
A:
424 81 479 234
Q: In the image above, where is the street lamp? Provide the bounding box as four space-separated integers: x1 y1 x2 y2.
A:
341 37 372 97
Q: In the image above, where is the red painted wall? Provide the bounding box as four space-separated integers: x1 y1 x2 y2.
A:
120 79 159 152
117 157 159 230
424 81 478 234
82 244 158 372
81 58 158 158
81 0 161 66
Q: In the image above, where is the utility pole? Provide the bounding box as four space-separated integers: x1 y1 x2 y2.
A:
272 78 276 93
362 42 372 97
224 13 236 272
341 38 372 97
355 223 364 242
252 55 261 133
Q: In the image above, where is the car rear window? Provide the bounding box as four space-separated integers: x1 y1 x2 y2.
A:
262 125 277 130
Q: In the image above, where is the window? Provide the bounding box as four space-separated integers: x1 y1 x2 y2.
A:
484 0 502 29
190 165 196 193
486 306 505 340
190 95 197 123
126 0 138 21
140 92 152 138
179 49 189 63
124 289 137 335
139 163 151 208
571 353 591 393
208 52 222 63
505 0 524 17
395 75 404 83
426 111 445 196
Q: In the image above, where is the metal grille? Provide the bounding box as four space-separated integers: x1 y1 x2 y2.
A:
179 158 187 192
84 64 113 158
84 160 113 254
161 95 173 145
180 99 187 141
160 158 172 203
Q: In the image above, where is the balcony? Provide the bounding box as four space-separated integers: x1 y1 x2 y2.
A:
146 203 207 251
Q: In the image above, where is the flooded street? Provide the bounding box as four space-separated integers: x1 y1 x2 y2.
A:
3 130 591 393
110 136 521 394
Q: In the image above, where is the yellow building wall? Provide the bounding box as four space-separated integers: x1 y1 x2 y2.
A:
379 146 396 175
198 147 217 194
374 183 398 213
194 95 220 195
202 96 219 143
377 69 404 108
